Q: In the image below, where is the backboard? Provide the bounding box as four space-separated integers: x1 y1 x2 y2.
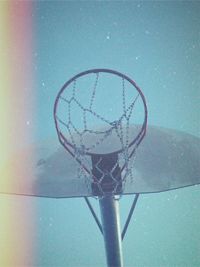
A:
0 125 199 198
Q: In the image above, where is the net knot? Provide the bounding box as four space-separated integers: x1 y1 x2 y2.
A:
74 145 86 157
111 120 120 129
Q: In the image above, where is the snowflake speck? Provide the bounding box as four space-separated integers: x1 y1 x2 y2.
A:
106 33 111 40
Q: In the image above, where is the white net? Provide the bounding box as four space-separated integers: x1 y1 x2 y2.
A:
54 69 147 196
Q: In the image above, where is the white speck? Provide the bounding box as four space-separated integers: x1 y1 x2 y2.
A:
135 56 139 60
137 3 141 8
26 121 30 125
106 33 111 40
42 82 45 87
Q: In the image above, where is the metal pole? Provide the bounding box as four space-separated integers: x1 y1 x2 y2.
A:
99 196 123 267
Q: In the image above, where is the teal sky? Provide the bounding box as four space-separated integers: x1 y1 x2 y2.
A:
34 1 200 141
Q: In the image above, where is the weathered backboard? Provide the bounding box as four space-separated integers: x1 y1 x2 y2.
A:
0 125 199 198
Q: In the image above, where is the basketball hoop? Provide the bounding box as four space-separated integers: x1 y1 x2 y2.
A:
54 69 148 196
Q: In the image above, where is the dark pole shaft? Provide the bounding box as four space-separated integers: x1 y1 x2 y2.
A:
99 196 123 267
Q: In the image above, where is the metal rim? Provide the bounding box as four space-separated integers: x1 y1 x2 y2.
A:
54 68 148 156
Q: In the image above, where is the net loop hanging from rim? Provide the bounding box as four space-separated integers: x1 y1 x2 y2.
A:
54 69 148 196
